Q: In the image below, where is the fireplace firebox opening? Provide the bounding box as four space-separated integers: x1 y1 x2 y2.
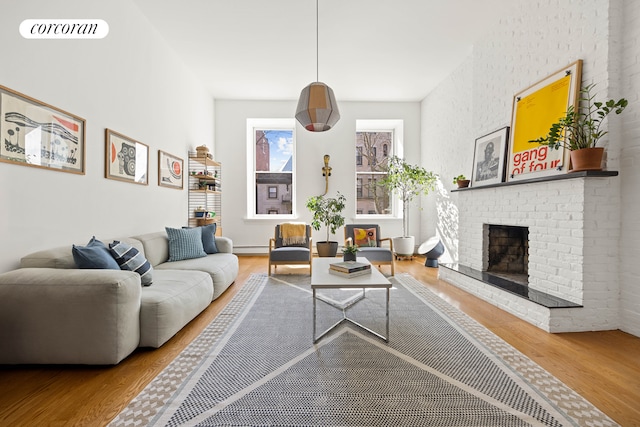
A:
484 224 529 284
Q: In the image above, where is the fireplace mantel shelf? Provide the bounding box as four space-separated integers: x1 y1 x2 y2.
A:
451 170 618 192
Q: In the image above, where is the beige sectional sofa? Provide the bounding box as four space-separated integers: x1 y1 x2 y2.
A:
0 231 238 365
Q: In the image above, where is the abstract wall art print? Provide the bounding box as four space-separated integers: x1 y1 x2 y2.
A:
507 60 582 181
105 128 149 185
0 85 85 174
158 150 183 189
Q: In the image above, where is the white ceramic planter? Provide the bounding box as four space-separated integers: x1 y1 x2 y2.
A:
392 236 415 256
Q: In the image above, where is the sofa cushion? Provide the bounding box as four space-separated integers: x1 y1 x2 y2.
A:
131 232 169 267
165 227 207 262
139 269 213 348
21 237 145 269
109 240 153 286
0 268 141 365
72 237 121 270
156 253 239 300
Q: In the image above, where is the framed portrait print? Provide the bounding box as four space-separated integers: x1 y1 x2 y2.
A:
507 60 582 181
471 126 509 187
158 150 183 189
0 85 85 174
105 129 149 185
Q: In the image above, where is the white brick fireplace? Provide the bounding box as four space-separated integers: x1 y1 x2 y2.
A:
439 173 620 333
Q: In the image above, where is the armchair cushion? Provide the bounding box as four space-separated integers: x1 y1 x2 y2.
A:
270 247 311 262
353 227 378 247
357 246 393 263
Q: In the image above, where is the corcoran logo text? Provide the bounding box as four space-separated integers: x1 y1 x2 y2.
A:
20 19 109 39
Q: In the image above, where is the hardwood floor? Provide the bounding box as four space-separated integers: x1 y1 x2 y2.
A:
1 255 639 426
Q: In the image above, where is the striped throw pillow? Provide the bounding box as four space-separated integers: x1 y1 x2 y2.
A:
165 226 207 262
109 240 153 286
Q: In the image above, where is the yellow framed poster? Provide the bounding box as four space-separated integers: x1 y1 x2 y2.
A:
507 60 582 181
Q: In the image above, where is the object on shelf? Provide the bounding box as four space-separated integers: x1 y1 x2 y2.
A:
195 145 210 158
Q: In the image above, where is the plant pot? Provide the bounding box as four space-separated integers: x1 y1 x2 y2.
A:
343 252 357 262
316 241 338 257
392 236 415 257
456 179 470 188
570 147 604 172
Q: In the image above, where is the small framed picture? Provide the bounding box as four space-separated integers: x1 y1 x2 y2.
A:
158 150 183 189
0 84 86 174
471 126 509 187
105 129 148 185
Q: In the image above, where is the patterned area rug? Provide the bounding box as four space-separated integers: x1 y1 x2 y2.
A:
110 273 616 426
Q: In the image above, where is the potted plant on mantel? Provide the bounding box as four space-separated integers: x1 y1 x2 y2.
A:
380 156 438 257
529 83 628 172
305 191 346 257
453 174 470 188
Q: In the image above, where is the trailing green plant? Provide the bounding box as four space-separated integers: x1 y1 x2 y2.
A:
529 83 628 151
305 192 346 242
453 174 467 184
379 156 437 237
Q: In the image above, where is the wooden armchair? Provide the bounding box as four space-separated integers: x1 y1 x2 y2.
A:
268 223 313 276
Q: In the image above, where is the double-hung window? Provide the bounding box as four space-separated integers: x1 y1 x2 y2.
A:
247 119 295 218
355 119 403 218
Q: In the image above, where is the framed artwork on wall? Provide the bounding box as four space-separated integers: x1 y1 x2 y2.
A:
158 150 183 189
105 129 149 185
471 126 509 187
507 60 582 181
0 84 86 174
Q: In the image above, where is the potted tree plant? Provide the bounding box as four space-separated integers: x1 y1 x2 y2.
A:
305 191 346 257
380 156 437 257
529 83 628 172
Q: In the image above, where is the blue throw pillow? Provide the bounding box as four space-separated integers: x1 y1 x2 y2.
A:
72 237 120 270
183 223 218 254
109 240 153 286
165 227 207 261
200 223 219 254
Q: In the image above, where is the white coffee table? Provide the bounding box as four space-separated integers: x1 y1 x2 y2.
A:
311 257 391 343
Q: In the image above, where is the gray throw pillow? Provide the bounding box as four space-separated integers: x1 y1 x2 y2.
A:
165 226 207 261
72 236 120 270
109 240 153 286
183 223 218 254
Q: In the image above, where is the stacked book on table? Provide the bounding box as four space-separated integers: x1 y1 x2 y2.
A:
328 261 371 278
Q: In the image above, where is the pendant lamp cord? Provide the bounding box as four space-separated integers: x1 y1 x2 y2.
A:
316 0 319 82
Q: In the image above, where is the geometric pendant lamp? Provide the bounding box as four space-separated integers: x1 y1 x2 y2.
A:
295 82 340 131
295 0 340 132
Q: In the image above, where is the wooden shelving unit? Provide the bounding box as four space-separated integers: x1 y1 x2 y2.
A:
188 154 222 235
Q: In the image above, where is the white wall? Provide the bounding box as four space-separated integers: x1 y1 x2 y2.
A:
421 0 640 336
620 0 640 337
0 0 214 273
214 100 421 253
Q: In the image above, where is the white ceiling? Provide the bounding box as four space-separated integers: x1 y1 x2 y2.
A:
132 0 516 102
